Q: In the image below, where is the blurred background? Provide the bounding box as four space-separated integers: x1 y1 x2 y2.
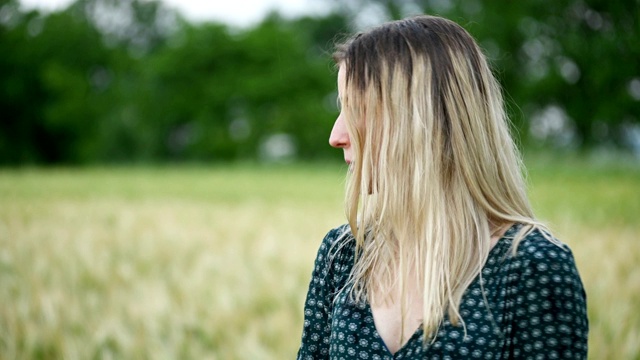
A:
2 0 639 164
1 0 639 359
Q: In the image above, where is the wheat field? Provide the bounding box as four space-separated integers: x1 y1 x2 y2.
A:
0 158 638 359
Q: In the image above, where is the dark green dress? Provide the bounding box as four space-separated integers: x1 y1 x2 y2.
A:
297 223 588 359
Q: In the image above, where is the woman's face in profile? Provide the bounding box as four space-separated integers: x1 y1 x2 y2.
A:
329 64 353 166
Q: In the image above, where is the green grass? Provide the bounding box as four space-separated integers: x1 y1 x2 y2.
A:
0 159 638 359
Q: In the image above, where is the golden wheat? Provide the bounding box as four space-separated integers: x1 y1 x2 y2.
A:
0 161 638 359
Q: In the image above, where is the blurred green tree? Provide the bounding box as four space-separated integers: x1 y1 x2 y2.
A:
0 0 348 163
0 0 176 163
1 0 637 164
1 0 54 163
138 12 348 161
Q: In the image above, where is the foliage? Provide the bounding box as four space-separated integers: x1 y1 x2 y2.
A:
0 0 638 164
0 0 348 164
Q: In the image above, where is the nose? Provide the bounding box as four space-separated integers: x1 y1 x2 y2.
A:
329 114 350 149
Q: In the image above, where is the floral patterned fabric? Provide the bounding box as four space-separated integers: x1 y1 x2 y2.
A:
297 223 588 359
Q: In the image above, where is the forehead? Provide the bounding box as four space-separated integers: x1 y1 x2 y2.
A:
337 64 347 95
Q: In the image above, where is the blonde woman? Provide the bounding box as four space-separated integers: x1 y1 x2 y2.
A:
297 15 588 359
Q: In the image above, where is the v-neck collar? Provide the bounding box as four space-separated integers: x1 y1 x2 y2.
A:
364 223 519 357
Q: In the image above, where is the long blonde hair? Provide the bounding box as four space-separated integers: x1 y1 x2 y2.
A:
333 15 547 340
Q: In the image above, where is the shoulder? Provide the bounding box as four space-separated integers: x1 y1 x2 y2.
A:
320 223 353 248
505 225 586 302
312 224 355 287
504 226 589 356
509 226 581 278
315 224 353 262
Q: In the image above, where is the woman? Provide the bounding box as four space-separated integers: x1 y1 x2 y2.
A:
297 15 588 359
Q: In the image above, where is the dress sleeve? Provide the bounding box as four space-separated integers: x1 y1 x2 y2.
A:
296 227 346 360
510 241 589 359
